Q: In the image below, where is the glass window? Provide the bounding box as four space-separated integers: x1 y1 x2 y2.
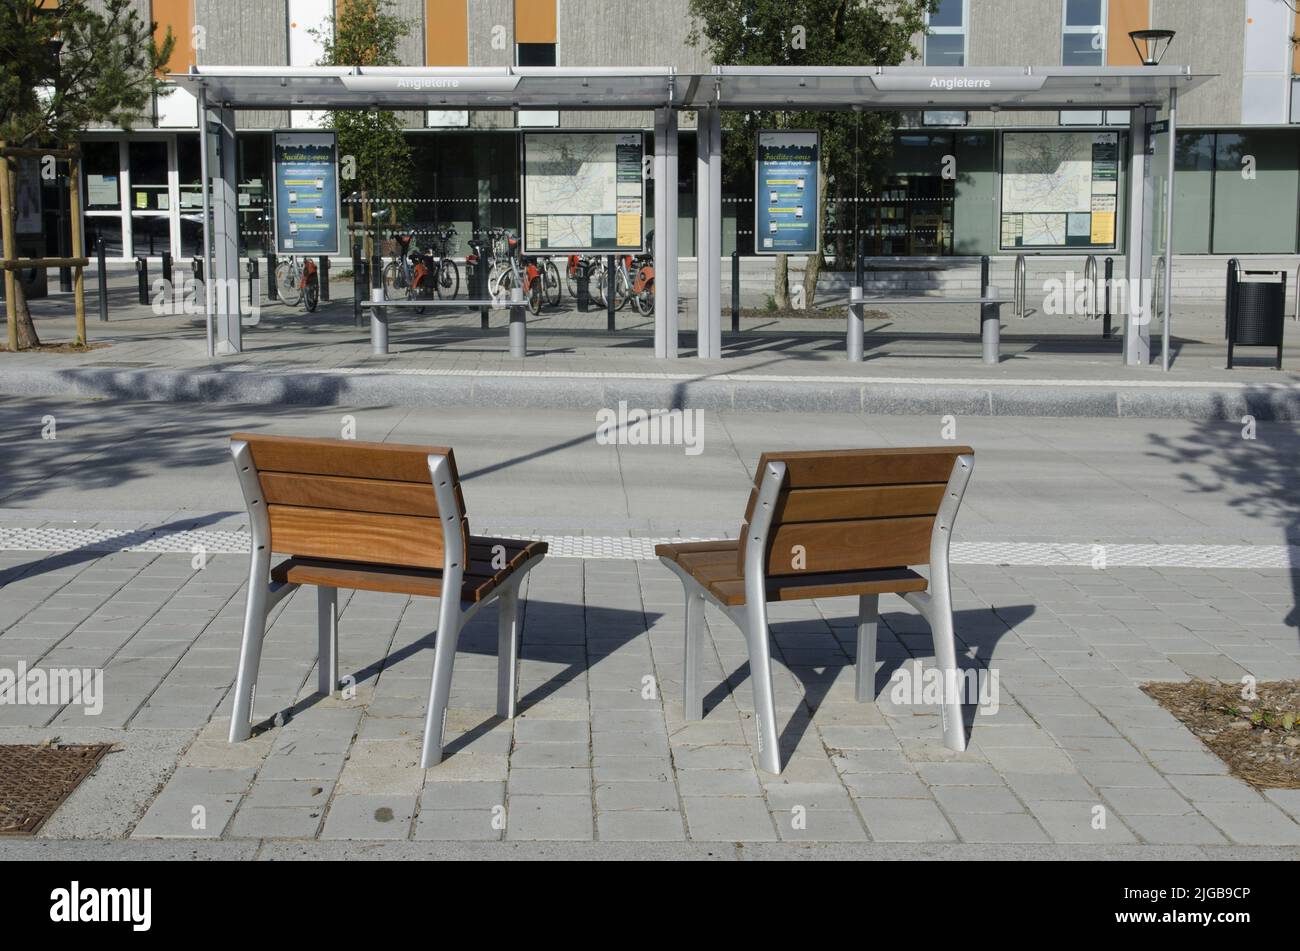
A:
929 0 964 28
1212 131 1299 253
82 141 121 211
1061 0 1104 65
1062 31 1103 66
1065 0 1103 27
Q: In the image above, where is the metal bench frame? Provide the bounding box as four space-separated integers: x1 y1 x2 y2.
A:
660 451 974 775
227 439 544 768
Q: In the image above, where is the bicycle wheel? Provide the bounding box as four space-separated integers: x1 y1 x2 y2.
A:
528 279 543 316
565 259 580 298
614 268 631 312
382 261 406 301
275 260 303 305
634 277 654 317
304 273 320 312
543 259 561 307
491 268 514 302
590 263 607 307
436 259 460 300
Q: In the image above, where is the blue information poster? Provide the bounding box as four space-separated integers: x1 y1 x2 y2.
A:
755 130 820 255
273 131 341 255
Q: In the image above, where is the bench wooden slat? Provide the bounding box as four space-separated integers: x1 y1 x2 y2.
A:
711 567 928 605
268 504 444 569
757 447 972 490
764 516 932 576
259 471 442 517
759 482 948 524
236 432 450 483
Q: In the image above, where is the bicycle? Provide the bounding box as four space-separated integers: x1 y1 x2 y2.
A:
565 254 602 299
425 227 460 300
489 232 544 316
275 254 320 312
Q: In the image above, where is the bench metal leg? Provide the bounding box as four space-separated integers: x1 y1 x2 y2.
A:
743 599 783 774
420 597 463 768
683 585 705 721
317 586 338 697
229 577 269 743
495 585 520 719
854 593 879 703
903 589 967 753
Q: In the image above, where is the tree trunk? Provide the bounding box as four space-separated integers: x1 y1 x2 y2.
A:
774 253 790 309
12 279 41 350
802 156 831 308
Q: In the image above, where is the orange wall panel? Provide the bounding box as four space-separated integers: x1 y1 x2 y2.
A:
152 0 195 72
515 0 556 44
426 0 469 66
1106 0 1150 66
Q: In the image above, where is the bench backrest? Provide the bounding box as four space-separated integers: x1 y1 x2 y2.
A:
738 447 973 577
231 433 469 570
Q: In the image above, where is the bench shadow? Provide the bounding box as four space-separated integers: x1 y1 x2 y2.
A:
254 599 661 755
700 603 1035 761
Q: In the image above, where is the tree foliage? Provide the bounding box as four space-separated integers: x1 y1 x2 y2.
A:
688 0 935 304
313 0 414 253
0 0 174 349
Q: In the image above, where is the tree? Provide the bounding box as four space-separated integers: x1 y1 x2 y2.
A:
312 0 414 261
0 0 173 350
688 0 934 307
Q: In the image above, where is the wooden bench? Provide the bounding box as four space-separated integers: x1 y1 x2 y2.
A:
657 446 974 775
227 433 547 768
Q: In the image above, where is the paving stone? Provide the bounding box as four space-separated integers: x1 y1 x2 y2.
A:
842 772 931 799
856 798 956 843
1028 801 1137 844
597 810 687 842
682 797 777 842
915 762 1004 786
593 756 674 783
677 768 763 797
1166 774 1260 803
1001 771 1097 802
1099 786 1193 816
949 812 1050 844
132 790 240 839
413 809 503 841
507 767 592 796
773 808 869 842
595 781 680 812
419 781 506 811
319 795 417 840
508 742 590 768
505 795 594 841
228 806 324 839
243 779 334 809
932 785 1025 814
1191 801 1300 846
1123 813 1230 845
513 718 591 743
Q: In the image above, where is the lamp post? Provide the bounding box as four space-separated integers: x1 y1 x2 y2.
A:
1129 29 1176 67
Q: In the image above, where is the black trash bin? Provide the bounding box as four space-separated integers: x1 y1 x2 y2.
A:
1227 266 1286 370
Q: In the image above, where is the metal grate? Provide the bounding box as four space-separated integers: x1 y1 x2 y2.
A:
0 744 112 836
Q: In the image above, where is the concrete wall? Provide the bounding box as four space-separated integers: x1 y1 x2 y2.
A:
196 0 290 129
1153 0 1245 127
967 0 1062 127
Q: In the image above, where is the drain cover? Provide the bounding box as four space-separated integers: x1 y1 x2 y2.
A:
0 744 112 836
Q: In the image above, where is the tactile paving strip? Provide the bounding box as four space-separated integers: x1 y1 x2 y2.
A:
0 744 112 836
0 527 1295 570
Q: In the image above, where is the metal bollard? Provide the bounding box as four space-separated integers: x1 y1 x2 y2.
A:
136 256 148 305
731 249 740 332
319 256 330 301
577 260 590 313
981 285 1001 365
96 237 109 323
606 254 616 332
161 251 173 288
192 255 204 286
246 258 259 307
370 286 388 355
477 259 489 329
267 252 278 301
370 254 382 290
847 285 864 362
510 283 527 358
1103 257 1114 338
856 249 865 290
353 258 367 328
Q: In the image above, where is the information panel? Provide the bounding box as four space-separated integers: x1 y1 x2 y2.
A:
1000 131 1119 250
522 132 645 254
755 130 820 255
272 131 341 255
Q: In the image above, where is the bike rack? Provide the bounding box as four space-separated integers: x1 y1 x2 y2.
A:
1083 255 1098 320
1013 254 1027 318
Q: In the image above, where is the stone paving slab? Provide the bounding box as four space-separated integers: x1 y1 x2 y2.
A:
3 545 1299 851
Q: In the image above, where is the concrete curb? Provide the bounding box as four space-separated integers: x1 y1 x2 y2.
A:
4 365 1300 420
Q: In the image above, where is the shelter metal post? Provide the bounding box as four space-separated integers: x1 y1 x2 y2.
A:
211 105 241 355
695 106 722 359
654 109 678 359
1124 105 1158 367
1160 89 1177 372
198 89 214 358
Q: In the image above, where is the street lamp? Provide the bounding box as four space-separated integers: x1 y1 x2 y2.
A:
1129 29 1176 67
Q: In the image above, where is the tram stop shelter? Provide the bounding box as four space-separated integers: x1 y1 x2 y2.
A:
171 63 1210 368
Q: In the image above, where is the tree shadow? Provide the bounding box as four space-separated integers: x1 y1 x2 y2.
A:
1146 407 1300 643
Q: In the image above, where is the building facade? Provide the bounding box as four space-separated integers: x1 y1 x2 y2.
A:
58 0 1300 262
